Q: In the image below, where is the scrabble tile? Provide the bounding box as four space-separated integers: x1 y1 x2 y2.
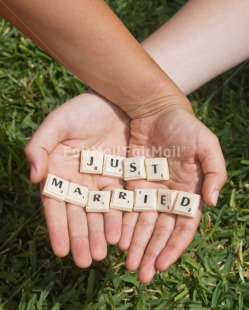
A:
64 182 88 207
86 191 111 212
80 150 104 174
102 154 125 179
172 191 200 218
110 188 134 212
124 156 146 181
145 157 169 181
42 174 69 202
134 189 157 212
157 189 178 212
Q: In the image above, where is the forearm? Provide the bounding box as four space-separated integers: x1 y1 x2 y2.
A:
142 0 249 95
0 0 189 117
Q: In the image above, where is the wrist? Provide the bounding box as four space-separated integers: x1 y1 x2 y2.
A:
117 79 193 119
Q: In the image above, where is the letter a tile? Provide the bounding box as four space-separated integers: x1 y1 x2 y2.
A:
65 182 88 207
42 174 69 202
80 150 104 174
172 191 200 218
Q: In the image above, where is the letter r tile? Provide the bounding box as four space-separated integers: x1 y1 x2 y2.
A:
110 188 134 212
86 191 111 212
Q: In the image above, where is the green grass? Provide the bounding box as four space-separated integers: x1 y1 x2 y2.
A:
0 0 249 309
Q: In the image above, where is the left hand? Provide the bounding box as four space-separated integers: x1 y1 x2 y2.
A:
119 107 227 284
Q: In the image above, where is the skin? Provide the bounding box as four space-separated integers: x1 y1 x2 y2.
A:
3 0 249 283
122 108 226 283
25 94 226 284
25 93 130 266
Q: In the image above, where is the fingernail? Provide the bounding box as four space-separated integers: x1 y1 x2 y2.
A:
212 190 219 206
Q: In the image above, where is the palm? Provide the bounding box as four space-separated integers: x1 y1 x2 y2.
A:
46 93 129 190
32 93 129 267
121 108 218 284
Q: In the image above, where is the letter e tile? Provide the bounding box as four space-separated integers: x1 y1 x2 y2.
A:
157 189 178 212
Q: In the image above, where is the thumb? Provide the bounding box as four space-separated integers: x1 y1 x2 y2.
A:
24 110 66 183
199 134 227 206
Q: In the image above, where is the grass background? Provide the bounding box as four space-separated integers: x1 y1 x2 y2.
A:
0 0 249 309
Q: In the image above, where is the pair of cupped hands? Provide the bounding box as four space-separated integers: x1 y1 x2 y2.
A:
24 91 227 284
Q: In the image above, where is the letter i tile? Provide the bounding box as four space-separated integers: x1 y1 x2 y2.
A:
134 189 157 211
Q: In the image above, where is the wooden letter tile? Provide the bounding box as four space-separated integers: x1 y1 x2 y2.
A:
42 174 69 202
65 182 88 207
172 191 200 218
145 158 169 181
157 189 178 212
86 191 111 212
102 154 125 179
134 189 157 212
80 150 104 174
124 156 146 181
110 188 134 212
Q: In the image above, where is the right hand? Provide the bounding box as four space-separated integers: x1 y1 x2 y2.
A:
25 92 129 267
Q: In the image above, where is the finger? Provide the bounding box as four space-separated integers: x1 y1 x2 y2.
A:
104 208 122 244
67 204 92 268
87 213 107 261
138 213 176 284
42 196 70 257
120 179 165 256
24 110 66 183
199 133 227 206
125 211 158 272
155 207 202 271
102 182 123 245
118 211 139 251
